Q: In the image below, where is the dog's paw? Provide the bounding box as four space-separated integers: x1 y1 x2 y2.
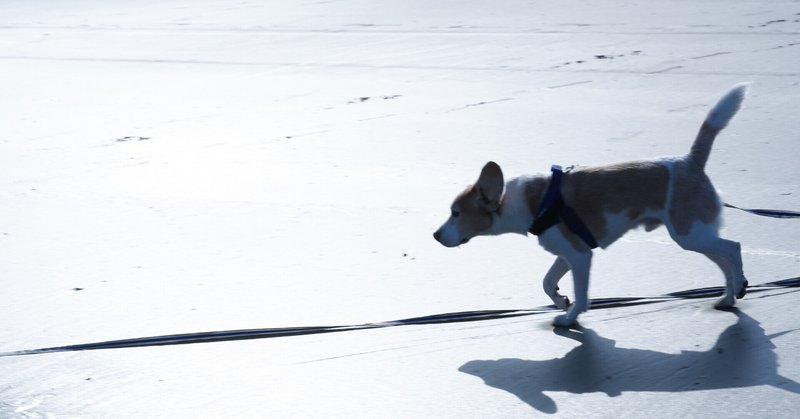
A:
552 314 577 328
552 295 570 311
714 296 736 310
736 279 748 299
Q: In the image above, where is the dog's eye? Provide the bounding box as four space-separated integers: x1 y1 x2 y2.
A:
451 209 460 218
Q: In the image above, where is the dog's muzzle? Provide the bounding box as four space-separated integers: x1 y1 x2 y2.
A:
433 228 469 247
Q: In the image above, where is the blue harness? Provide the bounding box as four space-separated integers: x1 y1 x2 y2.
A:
529 165 599 249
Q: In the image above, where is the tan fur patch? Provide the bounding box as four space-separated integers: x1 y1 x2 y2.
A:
668 161 721 236
451 185 495 239
523 177 548 215
557 161 670 244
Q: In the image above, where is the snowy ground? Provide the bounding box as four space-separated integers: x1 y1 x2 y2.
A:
1 0 799 417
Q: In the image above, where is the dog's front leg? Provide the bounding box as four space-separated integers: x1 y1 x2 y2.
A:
543 257 570 310
553 251 592 327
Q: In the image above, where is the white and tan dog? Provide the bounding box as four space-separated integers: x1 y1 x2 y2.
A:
434 85 749 327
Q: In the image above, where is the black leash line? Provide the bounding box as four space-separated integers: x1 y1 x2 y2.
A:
1 277 798 358
724 203 800 218
0 196 792 357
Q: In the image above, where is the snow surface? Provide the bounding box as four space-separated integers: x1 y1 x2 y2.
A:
1 0 799 417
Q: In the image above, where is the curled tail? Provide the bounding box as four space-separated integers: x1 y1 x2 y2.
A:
689 83 748 169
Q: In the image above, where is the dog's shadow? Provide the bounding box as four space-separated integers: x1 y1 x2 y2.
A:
459 310 800 414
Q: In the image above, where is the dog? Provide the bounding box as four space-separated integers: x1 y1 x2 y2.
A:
433 84 749 327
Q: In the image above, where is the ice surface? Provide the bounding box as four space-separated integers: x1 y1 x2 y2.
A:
1 1 799 417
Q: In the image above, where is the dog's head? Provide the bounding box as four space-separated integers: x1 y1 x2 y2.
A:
433 161 505 247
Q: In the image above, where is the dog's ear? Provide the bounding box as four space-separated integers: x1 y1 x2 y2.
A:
476 161 504 209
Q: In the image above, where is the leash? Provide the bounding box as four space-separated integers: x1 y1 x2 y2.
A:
724 203 800 219
2 276 798 358
1 191 794 357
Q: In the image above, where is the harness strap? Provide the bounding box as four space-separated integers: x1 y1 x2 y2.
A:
530 165 599 249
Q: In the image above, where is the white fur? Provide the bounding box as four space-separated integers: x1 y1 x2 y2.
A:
539 228 592 327
599 210 664 248
666 219 745 308
486 176 535 236
538 227 593 327
706 83 747 129
542 257 570 310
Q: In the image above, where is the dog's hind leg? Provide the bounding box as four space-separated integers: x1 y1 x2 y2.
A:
553 251 593 327
669 224 747 308
543 257 571 310
703 239 747 308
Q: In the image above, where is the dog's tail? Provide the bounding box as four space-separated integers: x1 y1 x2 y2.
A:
688 83 748 170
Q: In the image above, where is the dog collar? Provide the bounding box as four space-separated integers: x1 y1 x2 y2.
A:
529 165 599 249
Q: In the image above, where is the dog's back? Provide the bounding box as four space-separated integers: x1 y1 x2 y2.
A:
560 161 670 249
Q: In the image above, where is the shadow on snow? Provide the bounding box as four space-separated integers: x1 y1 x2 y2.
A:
459 309 800 414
